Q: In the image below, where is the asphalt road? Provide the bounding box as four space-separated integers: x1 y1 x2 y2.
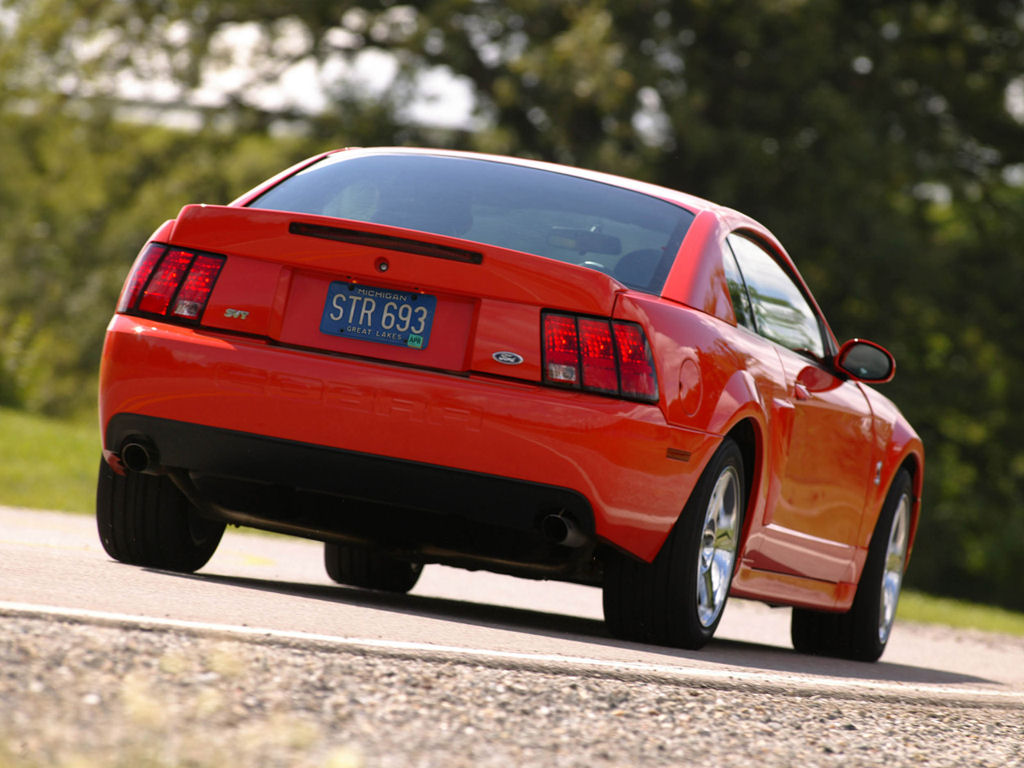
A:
2 504 1022 708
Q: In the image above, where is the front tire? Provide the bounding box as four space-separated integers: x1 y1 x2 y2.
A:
324 542 423 593
96 458 225 572
791 469 913 662
603 438 746 649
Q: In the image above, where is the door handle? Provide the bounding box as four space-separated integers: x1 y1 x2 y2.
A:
794 383 811 401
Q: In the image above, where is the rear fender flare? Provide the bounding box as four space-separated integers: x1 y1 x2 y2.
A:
658 369 769 560
711 371 771 560
707 369 769 439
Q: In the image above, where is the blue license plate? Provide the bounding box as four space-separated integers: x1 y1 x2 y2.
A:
320 282 436 349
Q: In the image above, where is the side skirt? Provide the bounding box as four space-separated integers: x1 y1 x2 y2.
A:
730 563 857 612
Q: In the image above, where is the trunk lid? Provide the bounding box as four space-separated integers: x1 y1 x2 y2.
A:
168 204 625 381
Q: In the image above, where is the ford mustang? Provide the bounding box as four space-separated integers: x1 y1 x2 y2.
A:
97 147 923 661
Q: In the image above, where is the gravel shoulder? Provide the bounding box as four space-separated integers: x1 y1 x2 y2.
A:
2 613 1022 768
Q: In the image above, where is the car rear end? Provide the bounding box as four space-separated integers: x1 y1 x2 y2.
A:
99 149 719 582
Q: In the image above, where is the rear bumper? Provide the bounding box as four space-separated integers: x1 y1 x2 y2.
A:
106 412 599 578
99 314 720 563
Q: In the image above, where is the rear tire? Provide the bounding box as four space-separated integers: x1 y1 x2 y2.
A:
791 469 913 662
96 458 225 572
603 438 746 649
324 542 423 593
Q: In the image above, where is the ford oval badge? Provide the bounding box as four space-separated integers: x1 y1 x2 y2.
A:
493 351 524 366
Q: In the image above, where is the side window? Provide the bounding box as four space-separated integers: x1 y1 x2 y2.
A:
722 246 755 330
726 234 825 359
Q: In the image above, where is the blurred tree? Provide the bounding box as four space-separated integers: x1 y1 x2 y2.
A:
0 0 424 412
1 0 1023 607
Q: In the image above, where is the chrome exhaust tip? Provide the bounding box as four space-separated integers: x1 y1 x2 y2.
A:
120 439 157 474
541 513 586 548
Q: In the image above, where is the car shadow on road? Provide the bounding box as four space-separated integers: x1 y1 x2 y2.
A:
155 567 997 689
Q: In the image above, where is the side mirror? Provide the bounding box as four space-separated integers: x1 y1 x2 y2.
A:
836 339 895 383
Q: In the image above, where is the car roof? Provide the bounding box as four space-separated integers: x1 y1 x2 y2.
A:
325 146 727 217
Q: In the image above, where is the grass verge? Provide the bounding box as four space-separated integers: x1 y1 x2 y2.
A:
898 589 1024 637
0 406 98 514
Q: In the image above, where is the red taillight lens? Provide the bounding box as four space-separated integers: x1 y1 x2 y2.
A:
137 249 194 315
577 317 618 394
542 312 659 403
543 313 581 386
119 244 225 322
171 255 224 319
117 243 166 313
614 321 659 402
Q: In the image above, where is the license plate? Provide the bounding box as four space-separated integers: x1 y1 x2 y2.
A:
319 282 436 349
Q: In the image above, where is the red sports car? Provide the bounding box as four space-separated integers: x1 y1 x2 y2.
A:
97 147 923 661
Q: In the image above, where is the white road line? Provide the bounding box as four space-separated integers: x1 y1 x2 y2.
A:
2 600 1020 706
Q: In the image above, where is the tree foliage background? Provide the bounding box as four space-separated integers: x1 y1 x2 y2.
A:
2 0 1023 608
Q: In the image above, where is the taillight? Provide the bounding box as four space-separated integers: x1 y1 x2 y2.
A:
614 322 659 400
137 249 194 315
543 314 580 385
117 243 164 313
170 255 224 319
118 243 225 322
577 317 618 394
542 312 659 403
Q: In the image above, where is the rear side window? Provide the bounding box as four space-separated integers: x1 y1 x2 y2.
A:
722 246 755 330
250 153 695 294
726 234 825 359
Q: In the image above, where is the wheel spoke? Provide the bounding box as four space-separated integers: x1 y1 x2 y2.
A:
877 493 911 643
695 465 741 628
699 561 714 611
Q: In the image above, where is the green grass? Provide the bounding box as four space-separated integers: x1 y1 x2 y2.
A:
2 406 1024 636
898 589 1024 636
0 406 99 514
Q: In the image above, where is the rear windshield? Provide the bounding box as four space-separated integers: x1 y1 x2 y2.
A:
249 153 694 294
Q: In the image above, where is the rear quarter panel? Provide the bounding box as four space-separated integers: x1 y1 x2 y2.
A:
612 292 782 560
